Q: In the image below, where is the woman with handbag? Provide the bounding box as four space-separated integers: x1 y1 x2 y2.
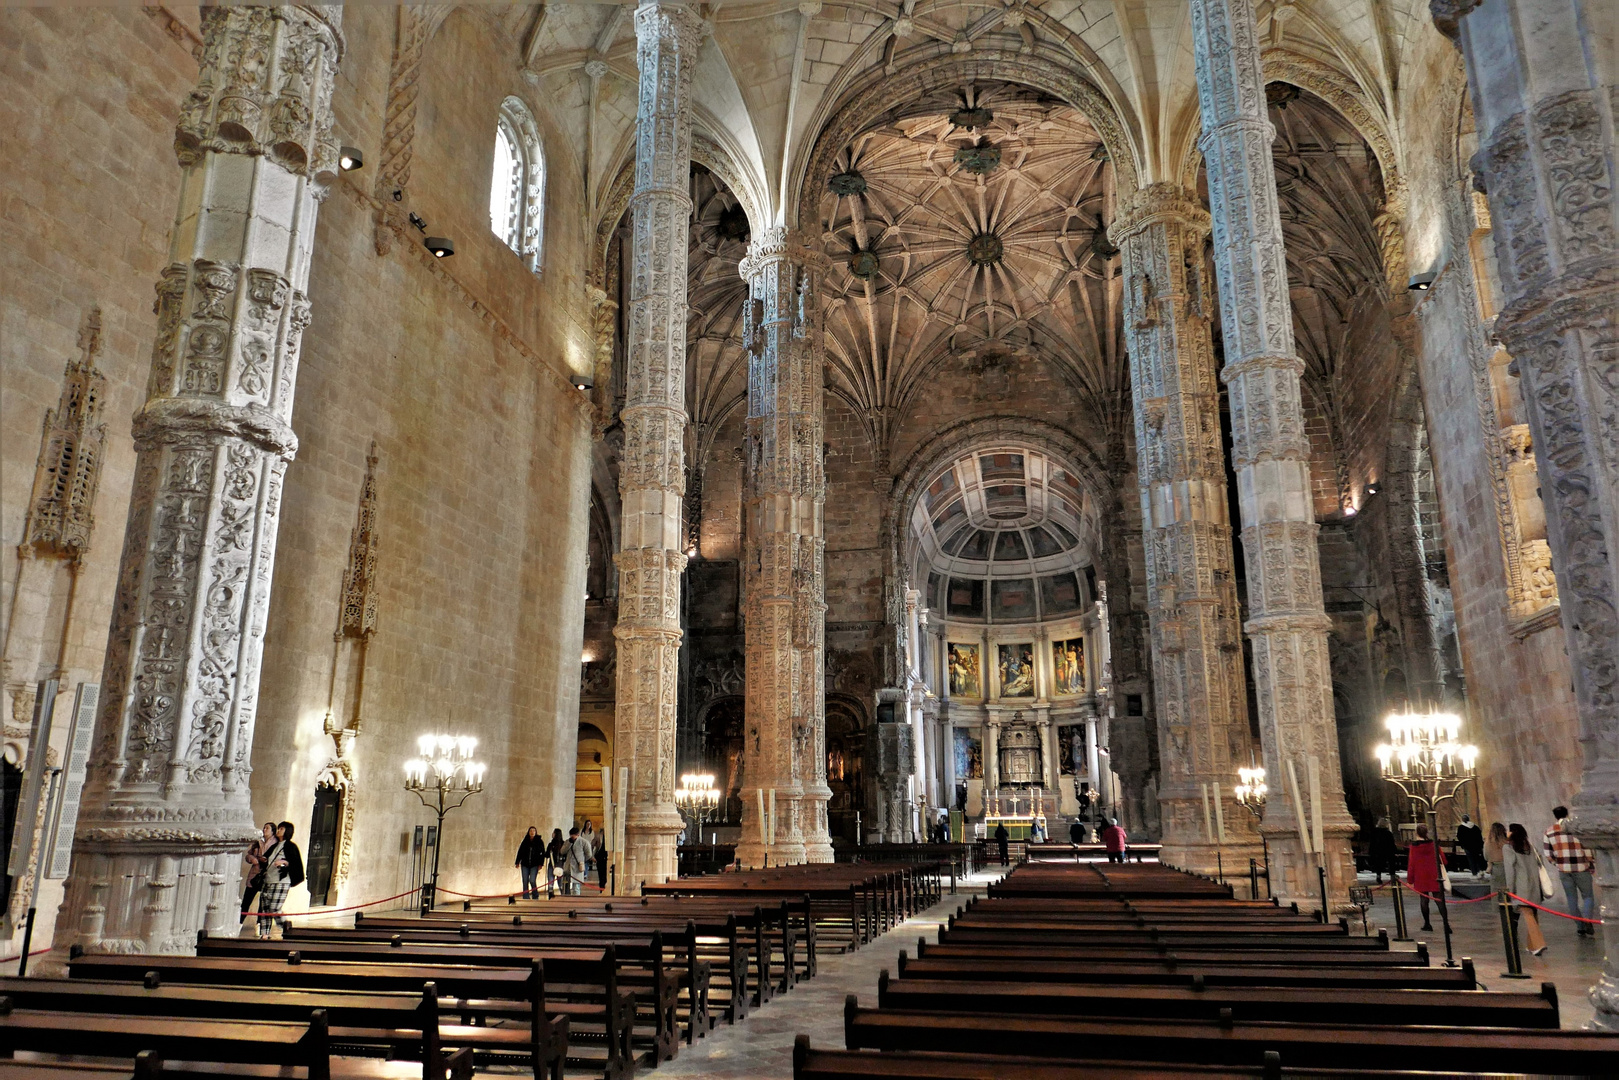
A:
1502 822 1548 955
256 821 305 940
240 822 276 927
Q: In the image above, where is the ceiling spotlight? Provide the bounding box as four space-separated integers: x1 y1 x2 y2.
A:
571 374 595 392
1408 271 1436 291
1365 482 1380 496
424 236 455 258
338 146 364 171
1344 505 1358 517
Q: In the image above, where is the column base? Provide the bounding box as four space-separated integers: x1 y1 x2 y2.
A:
1261 825 1358 917
624 811 683 891
1156 839 1264 885
802 787 834 863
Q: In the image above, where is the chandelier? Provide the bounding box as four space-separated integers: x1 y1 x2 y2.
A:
1234 765 1268 817
404 734 487 793
1374 711 1478 802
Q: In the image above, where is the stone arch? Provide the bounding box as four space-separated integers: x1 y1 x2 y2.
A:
792 49 1142 231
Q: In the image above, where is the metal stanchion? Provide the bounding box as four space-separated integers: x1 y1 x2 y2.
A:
1217 851 1224 885
1317 863 1330 924
1249 858 1259 900
1390 874 1411 941
1499 891 1530 979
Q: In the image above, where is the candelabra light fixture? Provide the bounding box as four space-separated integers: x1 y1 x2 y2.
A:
1233 762 1270 899
1375 710 1479 967
675 772 721 842
404 733 486 912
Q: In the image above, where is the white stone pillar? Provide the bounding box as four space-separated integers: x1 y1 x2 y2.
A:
1438 0 1619 1030
984 714 1001 803
736 228 833 867
616 1 702 888
1115 184 1260 873
1189 0 1355 905
49 5 343 958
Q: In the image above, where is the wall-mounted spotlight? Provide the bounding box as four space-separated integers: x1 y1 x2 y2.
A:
339 146 364 171
424 237 455 258
409 212 427 233
1365 482 1380 496
1407 271 1437 291
571 374 595 392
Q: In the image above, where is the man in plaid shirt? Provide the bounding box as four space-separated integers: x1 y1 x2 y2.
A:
1544 806 1596 936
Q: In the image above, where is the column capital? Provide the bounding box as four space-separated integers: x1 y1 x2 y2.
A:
1114 183 1210 240
738 227 832 281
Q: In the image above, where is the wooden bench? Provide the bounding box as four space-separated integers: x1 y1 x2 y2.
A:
893 952 1475 991
0 1049 473 1080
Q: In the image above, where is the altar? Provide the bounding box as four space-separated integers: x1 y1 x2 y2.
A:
981 814 1035 840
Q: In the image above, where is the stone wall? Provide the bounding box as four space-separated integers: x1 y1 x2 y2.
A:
0 6 597 933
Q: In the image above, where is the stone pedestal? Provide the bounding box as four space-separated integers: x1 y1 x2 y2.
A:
48 5 343 959
736 228 832 867
615 1 703 891
1116 183 1262 875
1189 0 1356 906
1440 0 1619 1030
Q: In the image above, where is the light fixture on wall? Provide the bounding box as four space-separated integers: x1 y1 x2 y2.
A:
424 237 455 258
571 374 594 391
338 146 364 171
1365 482 1380 496
1407 271 1437 291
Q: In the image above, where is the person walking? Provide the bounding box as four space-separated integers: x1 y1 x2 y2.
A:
563 826 590 896
580 820 598 880
1456 814 1486 875
240 822 275 927
1544 806 1596 936
1485 822 1509 882
545 828 566 897
1368 817 1398 885
515 826 545 900
1103 818 1128 864
1404 823 1443 931
596 833 610 893
994 821 1009 866
1069 818 1089 845
1503 822 1549 955
256 821 304 940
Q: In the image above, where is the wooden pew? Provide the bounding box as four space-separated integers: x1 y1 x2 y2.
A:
841 999 1619 1074
0 1048 474 1080
893 952 1476 991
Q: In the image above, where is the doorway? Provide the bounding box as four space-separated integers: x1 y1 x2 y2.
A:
306 784 342 906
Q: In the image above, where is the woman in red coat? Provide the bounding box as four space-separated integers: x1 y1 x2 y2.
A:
1102 818 1128 864
1404 823 1443 931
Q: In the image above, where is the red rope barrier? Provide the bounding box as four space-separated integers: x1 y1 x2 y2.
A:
0 945 52 964
243 886 421 920
1506 891 1603 924
1401 886 1501 904
437 880 605 900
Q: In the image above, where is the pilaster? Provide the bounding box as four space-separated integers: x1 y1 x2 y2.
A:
1115 183 1261 873
1189 0 1355 906
615 1 703 889
736 228 833 866
49 4 343 958
1442 0 1619 1030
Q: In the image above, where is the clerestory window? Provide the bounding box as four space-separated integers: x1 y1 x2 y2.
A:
489 96 545 273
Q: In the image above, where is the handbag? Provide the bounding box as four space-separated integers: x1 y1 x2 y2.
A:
1537 853 1556 901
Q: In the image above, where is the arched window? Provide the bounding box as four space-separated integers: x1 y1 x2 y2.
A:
489 96 544 272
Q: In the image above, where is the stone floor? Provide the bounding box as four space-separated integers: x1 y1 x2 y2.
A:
652 871 1001 1080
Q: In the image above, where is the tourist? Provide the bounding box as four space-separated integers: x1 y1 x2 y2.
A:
1503 823 1548 955
1545 806 1596 936
515 826 545 899
1455 814 1485 875
240 821 275 927
1069 818 1089 845
596 833 610 892
1103 818 1128 864
1031 817 1047 843
1368 817 1398 885
563 826 590 895
1485 821 1509 882
1404 823 1443 932
994 821 1009 866
545 828 567 897
581 819 598 878
257 821 304 940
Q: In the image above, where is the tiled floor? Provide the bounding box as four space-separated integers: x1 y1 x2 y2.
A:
653 873 999 1079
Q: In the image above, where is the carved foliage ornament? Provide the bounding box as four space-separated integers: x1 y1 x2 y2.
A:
26 308 108 559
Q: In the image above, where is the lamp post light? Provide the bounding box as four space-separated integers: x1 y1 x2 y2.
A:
674 773 721 847
404 733 486 913
1375 710 1478 967
1234 765 1270 899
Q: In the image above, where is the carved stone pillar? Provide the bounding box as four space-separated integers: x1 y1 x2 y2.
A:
1116 183 1260 873
1189 0 1355 905
48 5 343 958
1440 0 1619 1030
735 228 832 867
615 1 702 889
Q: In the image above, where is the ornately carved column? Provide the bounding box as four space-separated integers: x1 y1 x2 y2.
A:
615 1 702 889
50 5 342 957
1190 0 1356 905
1439 0 1619 1030
1116 184 1260 873
736 229 833 866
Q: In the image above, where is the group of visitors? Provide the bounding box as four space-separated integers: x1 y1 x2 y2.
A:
990 816 1127 865
239 821 305 939
1362 804 1595 956
514 820 606 897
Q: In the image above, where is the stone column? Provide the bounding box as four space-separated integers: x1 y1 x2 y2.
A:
1115 183 1261 873
49 5 342 958
1189 0 1356 904
1438 0 1619 1030
615 1 702 889
735 228 833 867
984 714 1001 799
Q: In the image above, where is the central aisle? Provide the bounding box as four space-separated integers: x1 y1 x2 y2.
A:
653 872 1000 1079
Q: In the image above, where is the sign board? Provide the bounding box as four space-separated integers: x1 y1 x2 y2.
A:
8 680 58 878
44 683 99 879
1348 885 1374 909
